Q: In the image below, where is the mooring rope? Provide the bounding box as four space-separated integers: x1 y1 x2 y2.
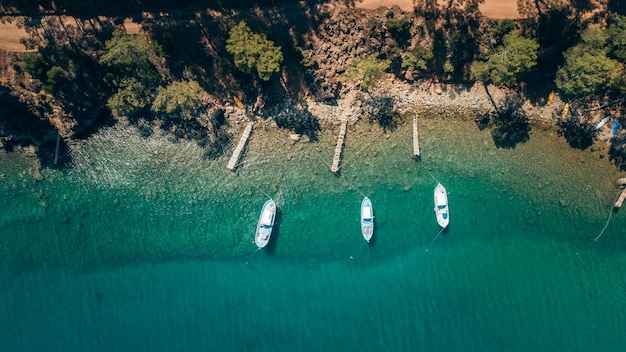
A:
338 173 368 199
231 156 263 170
317 156 368 198
229 142 304 202
575 190 622 254
421 164 441 186
219 154 274 201
233 170 274 200
377 338 390 352
594 207 615 242
398 135 441 186
593 190 622 242
425 227 445 252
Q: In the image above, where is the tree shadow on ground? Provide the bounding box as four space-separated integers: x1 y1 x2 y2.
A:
143 0 330 106
35 136 72 169
155 107 230 159
363 96 399 132
609 129 626 171
31 16 116 138
265 98 320 141
520 76 556 108
205 126 232 160
608 0 626 15
161 118 211 145
0 86 74 169
477 93 530 149
556 113 596 150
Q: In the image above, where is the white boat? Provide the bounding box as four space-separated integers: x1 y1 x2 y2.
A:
361 197 374 243
255 199 276 248
434 184 449 228
595 116 611 130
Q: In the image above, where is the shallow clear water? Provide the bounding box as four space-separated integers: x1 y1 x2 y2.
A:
1 115 625 351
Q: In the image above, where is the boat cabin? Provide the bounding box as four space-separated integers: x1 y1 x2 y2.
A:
261 209 274 226
362 206 373 220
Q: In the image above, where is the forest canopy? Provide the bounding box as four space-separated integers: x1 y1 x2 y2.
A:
225 21 284 81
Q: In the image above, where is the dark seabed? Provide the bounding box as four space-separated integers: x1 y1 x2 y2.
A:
1 114 625 351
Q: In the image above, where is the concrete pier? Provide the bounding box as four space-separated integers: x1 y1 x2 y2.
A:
227 122 253 171
330 120 348 173
413 115 420 158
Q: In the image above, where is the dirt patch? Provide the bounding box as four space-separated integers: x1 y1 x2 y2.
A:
354 0 416 11
0 22 33 52
123 18 142 35
355 0 521 19
479 0 521 19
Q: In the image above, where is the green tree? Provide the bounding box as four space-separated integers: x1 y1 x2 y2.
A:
386 17 411 46
386 17 410 35
607 15 626 61
556 25 622 98
46 66 65 85
99 29 161 85
556 47 620 98
106 78 153 118
495 19 516 39
402 45 432 71
151 80 210 120
100 30 163 118
43 66 66 94
225 21 283 81
470 31 539 86
21 53 48 78
340 54 391 93
580 25 608 51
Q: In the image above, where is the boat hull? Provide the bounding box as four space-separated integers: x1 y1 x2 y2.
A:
361 197 374 242
255 199 276 248
434 184 449 228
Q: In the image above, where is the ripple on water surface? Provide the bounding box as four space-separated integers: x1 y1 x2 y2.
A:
1 115 626 351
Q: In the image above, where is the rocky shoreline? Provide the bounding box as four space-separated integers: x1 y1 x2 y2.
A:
0 1 622 172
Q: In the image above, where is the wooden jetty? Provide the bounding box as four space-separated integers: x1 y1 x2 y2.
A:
331 120 348 173
227 122 253 171
616 188 626 208
413 115 420 157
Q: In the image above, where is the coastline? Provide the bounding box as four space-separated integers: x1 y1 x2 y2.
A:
0 0 622 173
1 106 624 270
3 3 626 350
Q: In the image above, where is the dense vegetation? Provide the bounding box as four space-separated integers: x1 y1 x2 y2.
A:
226 21 283 81
1 0 626 168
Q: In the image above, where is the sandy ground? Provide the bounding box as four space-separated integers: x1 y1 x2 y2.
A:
478 0 521 19
355 0 521 18
123 18 142 35
0 22 31 52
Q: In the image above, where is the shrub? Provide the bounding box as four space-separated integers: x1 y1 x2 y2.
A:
22 53 48 78
226 21 283 81
386 17 410 35
496 19 516 38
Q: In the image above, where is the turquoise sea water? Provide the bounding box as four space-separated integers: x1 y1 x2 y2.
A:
1 115 626 351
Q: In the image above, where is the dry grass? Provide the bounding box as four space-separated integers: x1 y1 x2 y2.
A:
0 22 32 52
355 0 521 19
